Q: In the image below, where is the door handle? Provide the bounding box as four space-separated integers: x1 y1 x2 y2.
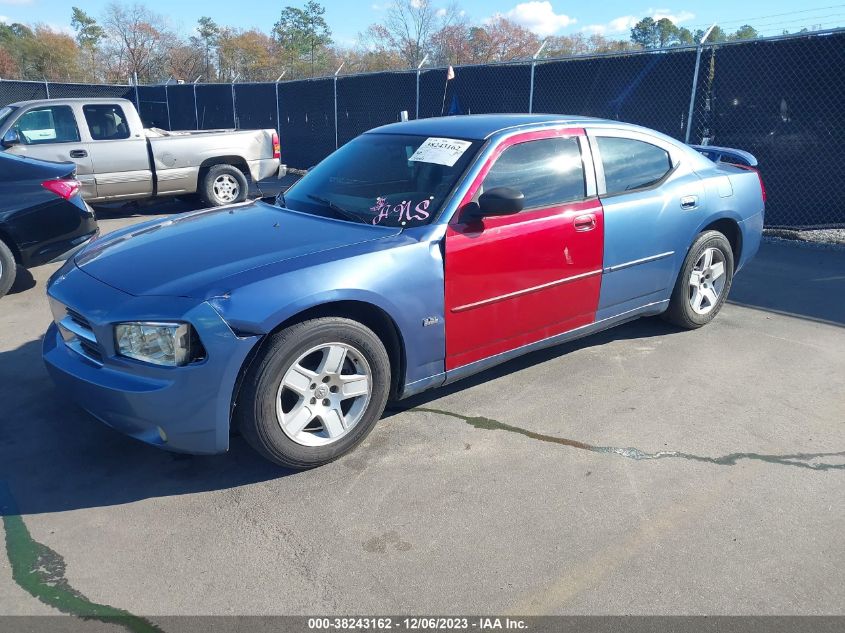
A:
680 195 698 209
69 149 88 158
573 214 596 232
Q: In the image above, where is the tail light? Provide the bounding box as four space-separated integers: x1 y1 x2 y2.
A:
755 169 767 204
42 178 81 200
272 132 281 160
733 164 766 205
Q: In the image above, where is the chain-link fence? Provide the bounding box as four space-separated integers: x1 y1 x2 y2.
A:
689 33 845 228
1 28 843 228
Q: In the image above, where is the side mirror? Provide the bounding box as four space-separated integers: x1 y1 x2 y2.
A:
1 130 20 148
463 187 525 222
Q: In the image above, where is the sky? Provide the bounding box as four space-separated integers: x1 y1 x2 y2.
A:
1 0 843 44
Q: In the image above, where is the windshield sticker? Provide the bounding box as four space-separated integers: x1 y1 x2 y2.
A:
370 196 432 226
408 137 473 167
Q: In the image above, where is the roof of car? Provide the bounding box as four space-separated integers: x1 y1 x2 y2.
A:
369 114 612 140
7 97 132 108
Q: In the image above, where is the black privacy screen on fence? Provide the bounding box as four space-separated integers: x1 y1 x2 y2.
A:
277 78 335 169
534 48 697 139
692 32 845 228
337 72 415 146
0 29 843 227
420 64 532 117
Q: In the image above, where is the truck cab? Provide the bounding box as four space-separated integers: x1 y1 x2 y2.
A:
0 98 283 206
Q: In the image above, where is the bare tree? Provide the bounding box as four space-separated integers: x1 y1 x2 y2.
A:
384 0 438 67
101 2 174 82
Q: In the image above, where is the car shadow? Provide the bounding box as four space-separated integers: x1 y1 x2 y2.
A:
0 337 293 517
728 240 845 326
387 316 681 415
0 318 677 517
7 266 35 295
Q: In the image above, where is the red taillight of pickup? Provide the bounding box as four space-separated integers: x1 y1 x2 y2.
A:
272 132 281 160
42 178 81 201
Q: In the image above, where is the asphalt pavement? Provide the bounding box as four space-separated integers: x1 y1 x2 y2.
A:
0 210 843 619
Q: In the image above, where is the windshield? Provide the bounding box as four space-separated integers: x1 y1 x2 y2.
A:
0 106 17 129
283 133 482 227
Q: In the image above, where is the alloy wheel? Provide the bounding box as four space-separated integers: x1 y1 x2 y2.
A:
689 247 727 315
275 343 372 447
212 174 240 203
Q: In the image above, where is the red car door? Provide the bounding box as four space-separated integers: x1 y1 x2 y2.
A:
444 128 604 370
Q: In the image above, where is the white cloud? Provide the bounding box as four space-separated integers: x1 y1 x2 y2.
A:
501 1 576 37
651 8 695 25
0 15 9 23
583 15 638 35
436 7 447 16
584 9 695 36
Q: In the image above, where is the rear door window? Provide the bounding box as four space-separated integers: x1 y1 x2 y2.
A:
597 136 672 194
83 104 131 140
481 136 586 210
14 106 80 144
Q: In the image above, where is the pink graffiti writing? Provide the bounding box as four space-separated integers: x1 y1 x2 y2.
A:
370 197 432 225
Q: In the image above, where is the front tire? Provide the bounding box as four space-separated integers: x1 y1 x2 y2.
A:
0 240 17 299
200 164 248 207
237 317 391 469
663 230 734 329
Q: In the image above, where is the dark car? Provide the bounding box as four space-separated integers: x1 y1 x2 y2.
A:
0 152 98 298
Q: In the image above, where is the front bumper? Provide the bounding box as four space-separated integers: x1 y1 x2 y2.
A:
42 266 260 454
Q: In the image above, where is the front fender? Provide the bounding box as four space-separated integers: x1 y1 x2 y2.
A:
209 234 447 390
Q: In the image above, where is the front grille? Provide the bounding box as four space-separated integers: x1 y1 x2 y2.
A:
66 307 91 329
58 306 103 365
77 338 103 363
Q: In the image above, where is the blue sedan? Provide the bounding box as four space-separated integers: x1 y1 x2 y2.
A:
43 115 765 468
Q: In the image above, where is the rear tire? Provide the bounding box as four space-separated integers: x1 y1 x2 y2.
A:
237 317 391 469
663 230 734 329
0 240 17 299
200 164 248 207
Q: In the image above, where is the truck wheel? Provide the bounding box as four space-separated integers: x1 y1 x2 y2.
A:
236 317 391 469
0 240 17 299
200 164 248 207
663 230 734 329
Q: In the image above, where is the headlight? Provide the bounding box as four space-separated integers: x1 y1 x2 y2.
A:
114 322 203 367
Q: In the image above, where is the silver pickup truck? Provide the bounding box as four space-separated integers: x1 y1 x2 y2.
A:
0 98 285 206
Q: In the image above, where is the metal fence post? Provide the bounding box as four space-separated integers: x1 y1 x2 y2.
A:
685 24 716 144
528 40 547 114
334 62 344 149
274 72 285 142
192 75 201 130
193 83 199 130
164 83 172 130
230 73 239 128
44 80 50 99
416 55 428 119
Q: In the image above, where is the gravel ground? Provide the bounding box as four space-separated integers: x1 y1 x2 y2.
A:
764 228 845 247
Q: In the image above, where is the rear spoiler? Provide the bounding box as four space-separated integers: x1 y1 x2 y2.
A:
689 144 758 168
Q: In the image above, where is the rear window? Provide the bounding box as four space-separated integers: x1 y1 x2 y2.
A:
83 104 131 140
597 137 672 194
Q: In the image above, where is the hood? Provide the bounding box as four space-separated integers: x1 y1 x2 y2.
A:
76 200 400 297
